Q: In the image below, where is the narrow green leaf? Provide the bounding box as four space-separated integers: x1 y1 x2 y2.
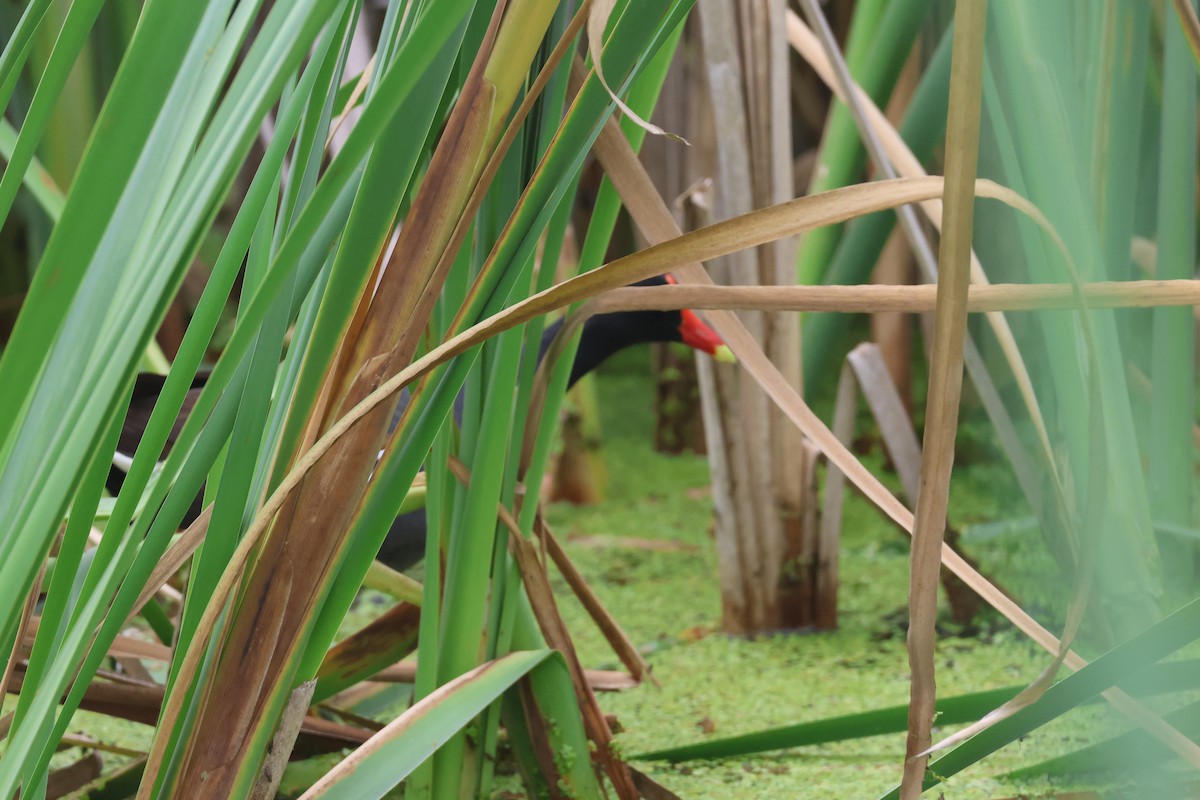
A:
878 597 1200 799
302 650 557 800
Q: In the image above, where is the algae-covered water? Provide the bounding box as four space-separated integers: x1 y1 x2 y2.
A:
533 350 1122 799
54 348 1143 798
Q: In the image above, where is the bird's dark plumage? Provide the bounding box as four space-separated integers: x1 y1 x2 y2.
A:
538 276 692 388
110 276 723 573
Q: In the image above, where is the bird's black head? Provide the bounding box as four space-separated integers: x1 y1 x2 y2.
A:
539 274 727 387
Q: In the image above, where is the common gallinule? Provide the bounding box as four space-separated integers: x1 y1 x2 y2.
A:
108 275 730 571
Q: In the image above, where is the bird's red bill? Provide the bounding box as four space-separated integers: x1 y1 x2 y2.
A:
664 273 731 359
678 308 724 355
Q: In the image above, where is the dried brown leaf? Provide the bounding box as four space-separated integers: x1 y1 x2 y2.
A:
316 602 421 688
540 519 656 684
587 0 687 144
0 559 43 723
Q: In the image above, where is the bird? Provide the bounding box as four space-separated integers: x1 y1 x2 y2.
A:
538 275 727 387
108 274 730 572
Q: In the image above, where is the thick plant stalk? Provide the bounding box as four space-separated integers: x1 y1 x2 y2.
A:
694 0 774 632
738 0 805 629
900 2 986 796
694 0 803 634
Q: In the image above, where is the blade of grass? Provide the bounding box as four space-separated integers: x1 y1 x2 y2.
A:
1004 695 1200 780
637 657 1200 763
298 651 557 800
0 1 54 115
0 0 215 648
0 0 104 224
879 596 1200 799
0 120 64 220
0 0 263 787
588 0 680 142
2 1 349 790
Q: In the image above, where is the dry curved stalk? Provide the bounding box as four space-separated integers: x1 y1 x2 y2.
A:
919 328 1108 762
536 516 653 685
587 0 685 143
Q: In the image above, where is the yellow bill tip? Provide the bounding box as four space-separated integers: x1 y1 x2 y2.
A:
713 345 737 364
